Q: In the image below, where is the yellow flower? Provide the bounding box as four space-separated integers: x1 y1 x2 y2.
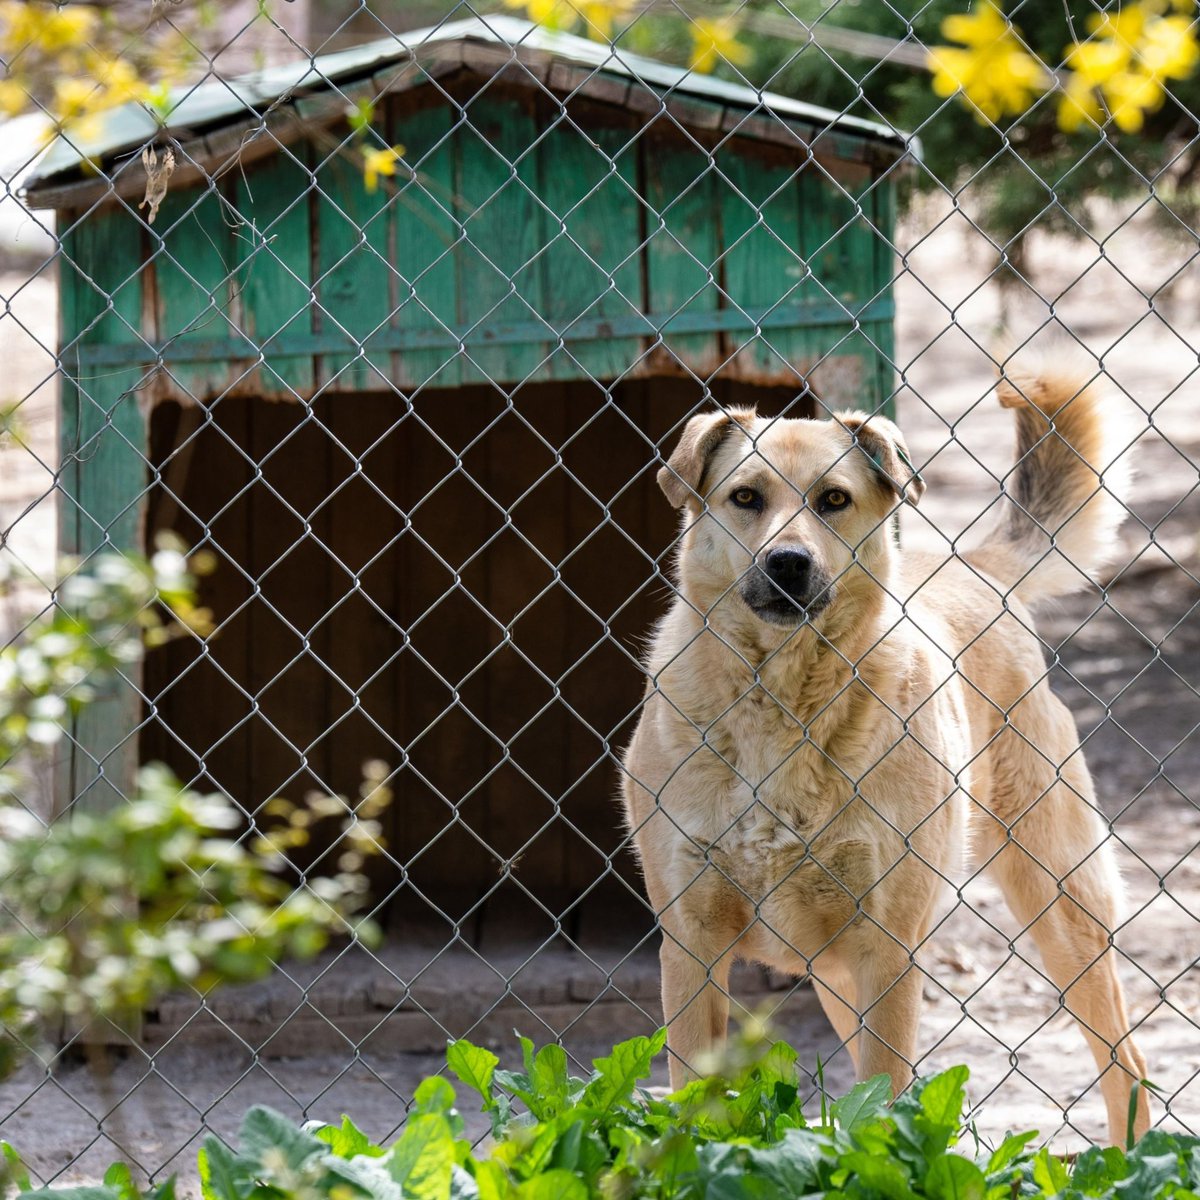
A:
53 76 96 121
1057 4 1198 133
0 76 26 116
0 1 98 55
1140 14 1199 79
361 145 405 194
941 2 1009 49
503 0 570 29
1105 68 1166 131
1057 71 1104 132
577 0 636 40
84 52 150 107
928 5 1050 124
688 15 752 75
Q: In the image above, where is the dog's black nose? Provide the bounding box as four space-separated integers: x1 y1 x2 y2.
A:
764 547 812 590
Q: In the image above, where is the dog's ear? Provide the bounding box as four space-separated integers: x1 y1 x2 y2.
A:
657 408 755 509
838 410 925 506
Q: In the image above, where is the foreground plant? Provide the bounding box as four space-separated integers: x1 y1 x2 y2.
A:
5 1031 1191 1200
0 548 379 1075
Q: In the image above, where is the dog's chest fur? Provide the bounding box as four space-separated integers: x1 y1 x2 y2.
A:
647 646 906 911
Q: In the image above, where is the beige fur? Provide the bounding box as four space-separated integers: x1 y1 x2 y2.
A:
622 373 1147 1143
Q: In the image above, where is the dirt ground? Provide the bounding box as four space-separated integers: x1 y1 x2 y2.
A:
0 194 1197 1185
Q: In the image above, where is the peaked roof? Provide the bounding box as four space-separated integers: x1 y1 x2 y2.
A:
22 14 913 205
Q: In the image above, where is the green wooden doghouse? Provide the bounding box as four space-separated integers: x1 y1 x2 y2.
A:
25 17 907 946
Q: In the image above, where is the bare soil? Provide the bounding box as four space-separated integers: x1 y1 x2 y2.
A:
0 196 1197 1186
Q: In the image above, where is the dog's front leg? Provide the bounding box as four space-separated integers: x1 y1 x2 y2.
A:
659 920 734 1090
852 940 923 1097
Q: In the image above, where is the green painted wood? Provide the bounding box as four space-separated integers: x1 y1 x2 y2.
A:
799 165 864 315
872 182 898 418
392 102 460 390
455 94 545 386
315 132 395 391
154 185 236 398
719 148 806 383
58 207 148 815
236 147 315 394
645 137 720 375
537 120 643 382
72 293 895 371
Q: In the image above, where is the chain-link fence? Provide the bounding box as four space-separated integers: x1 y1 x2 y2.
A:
1 0 1198 1183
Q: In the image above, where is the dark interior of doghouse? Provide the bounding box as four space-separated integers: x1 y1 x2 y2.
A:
141 378 814 943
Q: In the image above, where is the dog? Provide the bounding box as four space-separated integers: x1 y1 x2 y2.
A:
620 370 1148 1143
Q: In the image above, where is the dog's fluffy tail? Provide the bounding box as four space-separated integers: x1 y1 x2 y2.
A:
965 369 1132 607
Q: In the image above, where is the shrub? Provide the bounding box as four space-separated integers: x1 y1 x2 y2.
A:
4 1031 1190 1200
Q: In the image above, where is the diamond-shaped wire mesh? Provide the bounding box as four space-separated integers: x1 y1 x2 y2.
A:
1 0 1198 1182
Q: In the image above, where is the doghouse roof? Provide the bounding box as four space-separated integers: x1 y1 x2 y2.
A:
23 14 911 208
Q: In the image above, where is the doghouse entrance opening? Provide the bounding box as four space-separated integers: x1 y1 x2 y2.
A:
142 379 814 940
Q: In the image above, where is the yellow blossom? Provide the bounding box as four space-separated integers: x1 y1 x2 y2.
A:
503 0 571 29
1140 14 1199 79
0 77 26 116
1057 4 1199 133
928 4 1051 124
577 0 636 41
53 76 96 122
361 144 405 194
0 1 98 55
688 16 752 75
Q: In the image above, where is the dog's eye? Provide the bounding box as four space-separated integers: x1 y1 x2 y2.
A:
730 487 762 510
820 488 851 511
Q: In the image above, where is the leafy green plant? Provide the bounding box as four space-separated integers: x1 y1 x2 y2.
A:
0 547 379 1076
6 1031 1191 1200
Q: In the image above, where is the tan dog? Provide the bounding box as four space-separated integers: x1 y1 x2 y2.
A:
621 372 1148 1143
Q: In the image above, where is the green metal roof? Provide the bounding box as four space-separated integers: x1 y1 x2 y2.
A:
22 13 911 197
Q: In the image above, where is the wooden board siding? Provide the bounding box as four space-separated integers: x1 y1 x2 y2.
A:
142 380 814 931
65 83 896 410
57 206 149 815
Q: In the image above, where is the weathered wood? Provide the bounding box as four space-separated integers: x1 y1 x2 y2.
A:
315 131 395 391
390 101 460 390
538 118 644 382
644 130 720 377
58 207 148 816
236 148 315 394
454 93 545 385
153 185 236 399
719 147 807 384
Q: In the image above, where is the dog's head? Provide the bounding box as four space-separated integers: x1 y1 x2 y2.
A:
657 407 924 631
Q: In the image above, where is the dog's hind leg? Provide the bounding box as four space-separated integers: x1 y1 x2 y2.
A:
980 717 1149 1143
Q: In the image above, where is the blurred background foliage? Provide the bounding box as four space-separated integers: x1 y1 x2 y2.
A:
313 0 1200 264
3 0 1199 276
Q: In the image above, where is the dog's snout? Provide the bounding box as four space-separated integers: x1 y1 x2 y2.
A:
764 547 812 588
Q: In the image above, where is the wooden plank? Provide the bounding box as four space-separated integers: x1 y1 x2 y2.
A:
153 184 236 399
244 400 332 809
57 207 148 816
391 101 460 390
454 93 545 386
644 130 720 376
537 118 643 383
139 398 258 805
318 395 407 904
871 180 898 418
314 131 395 392
477 384 569 919
235 145 315 394
718 145 807 384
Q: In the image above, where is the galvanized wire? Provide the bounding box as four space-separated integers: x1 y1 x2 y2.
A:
0 0 1197 1181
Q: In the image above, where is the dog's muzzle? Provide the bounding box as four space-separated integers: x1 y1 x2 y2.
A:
740 546 834 625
